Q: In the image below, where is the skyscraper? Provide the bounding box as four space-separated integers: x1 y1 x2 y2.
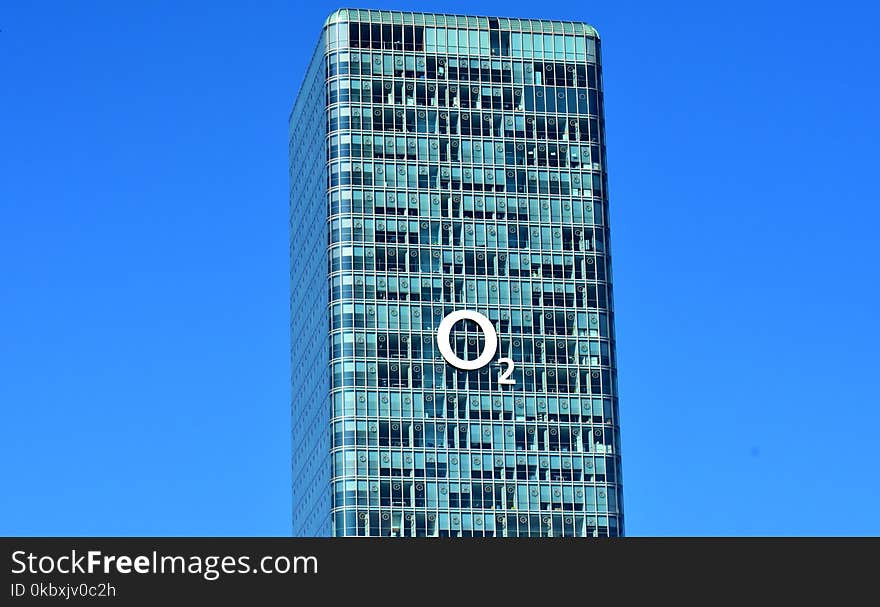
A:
290 9 623 537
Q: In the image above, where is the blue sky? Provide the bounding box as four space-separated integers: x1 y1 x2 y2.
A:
1 0 878 536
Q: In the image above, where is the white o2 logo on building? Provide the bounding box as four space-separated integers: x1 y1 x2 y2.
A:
436 310 516 385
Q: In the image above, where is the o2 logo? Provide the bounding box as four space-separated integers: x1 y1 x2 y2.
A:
436 310 516 385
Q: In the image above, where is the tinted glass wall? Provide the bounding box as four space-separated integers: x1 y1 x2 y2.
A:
292 10 623 537
290 32 332 537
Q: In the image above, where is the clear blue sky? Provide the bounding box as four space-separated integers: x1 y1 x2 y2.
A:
1 0 878 536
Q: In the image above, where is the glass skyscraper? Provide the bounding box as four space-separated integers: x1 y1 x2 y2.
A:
290 9 623 537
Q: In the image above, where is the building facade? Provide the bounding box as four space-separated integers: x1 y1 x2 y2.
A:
290 9 623 537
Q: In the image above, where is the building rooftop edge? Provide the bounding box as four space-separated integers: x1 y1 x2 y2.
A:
322 8 600 39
